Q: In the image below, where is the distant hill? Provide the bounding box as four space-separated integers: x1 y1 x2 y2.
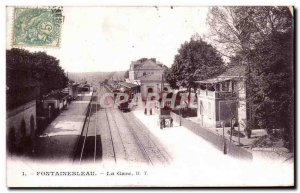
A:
68 71 127 85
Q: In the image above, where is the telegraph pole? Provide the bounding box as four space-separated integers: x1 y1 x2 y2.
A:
161 74 164 93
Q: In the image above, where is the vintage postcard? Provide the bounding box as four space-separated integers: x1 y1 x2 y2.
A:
6 6 295 187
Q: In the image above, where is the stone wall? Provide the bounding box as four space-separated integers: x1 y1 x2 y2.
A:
6 100 36 152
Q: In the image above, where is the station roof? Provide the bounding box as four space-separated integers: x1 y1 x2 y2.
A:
118 81 140 88
69 82 80 87
44 91 68 100
195 77 234 84
195 65 246 84
219 65 246 77
78 83 90 88
131 58 163 70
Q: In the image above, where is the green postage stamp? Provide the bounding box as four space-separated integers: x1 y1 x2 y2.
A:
12 7 63 47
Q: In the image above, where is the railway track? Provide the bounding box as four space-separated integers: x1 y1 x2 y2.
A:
109 109 152 165
74 85 170 166
103 107 117 163
118 111 171 165
102 85 170 165
73 91 101 164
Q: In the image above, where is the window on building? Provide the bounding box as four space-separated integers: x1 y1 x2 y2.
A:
208 102 212 118
143 72 146 76
216 84 220 91
232 81 235 92
148 88 153 93
200 100 203 115
223 82 228 91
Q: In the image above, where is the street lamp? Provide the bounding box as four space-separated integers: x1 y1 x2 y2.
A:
230 117 236 143
238 121 241 146
221 121 227 155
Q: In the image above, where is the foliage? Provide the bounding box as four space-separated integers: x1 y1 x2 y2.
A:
124 70 129 79
165 65 178 89
207 6 293 60
207 6 294 151
247 29 294 150
167 37 225 90
6 48 68 97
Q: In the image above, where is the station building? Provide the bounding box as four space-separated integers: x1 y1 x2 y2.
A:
127 58 171 100
194 66 247 129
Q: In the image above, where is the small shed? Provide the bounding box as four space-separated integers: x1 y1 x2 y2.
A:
43 91 68 111
78 84 91 92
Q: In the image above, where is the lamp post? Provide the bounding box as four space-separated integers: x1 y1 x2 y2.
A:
238 121 241 145
221 121 227 154
48 105 51 123
179 108 182 126
230 117 236 143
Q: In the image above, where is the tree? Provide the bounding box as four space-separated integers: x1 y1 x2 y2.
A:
124 70 129 79
207 6 293 61
6 48 68 97
165 65 178 89
207 6 294 151
167 37 225 92
247 29 294 151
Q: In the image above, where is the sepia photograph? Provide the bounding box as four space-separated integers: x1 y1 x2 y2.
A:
5 5 295 187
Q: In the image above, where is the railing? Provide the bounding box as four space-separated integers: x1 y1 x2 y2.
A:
199 89 207 96
215 92 236 98
207 90 215 97
170 112 253 160
198 89 236 99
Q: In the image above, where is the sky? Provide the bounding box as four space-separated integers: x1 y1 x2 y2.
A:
7 6 209 72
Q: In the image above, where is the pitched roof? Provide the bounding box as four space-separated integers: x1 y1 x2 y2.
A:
194 65 246 84
78 83 90 88
139 73 163 81
69 82 80 87
44 91 68 100
218 65 246 77
131 59 163 70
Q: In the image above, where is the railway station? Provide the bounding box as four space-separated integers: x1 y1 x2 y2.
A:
5 6 294 187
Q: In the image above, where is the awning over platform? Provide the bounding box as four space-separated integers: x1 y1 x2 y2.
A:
194 77 234 84
118 81 140 88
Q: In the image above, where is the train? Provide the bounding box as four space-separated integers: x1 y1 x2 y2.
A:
107 82 197 116
112 89 132 112
112 82 140 112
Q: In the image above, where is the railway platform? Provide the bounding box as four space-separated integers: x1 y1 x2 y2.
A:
34 94 92 161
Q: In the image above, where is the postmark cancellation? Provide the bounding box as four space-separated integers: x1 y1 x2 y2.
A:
12 7 63 47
